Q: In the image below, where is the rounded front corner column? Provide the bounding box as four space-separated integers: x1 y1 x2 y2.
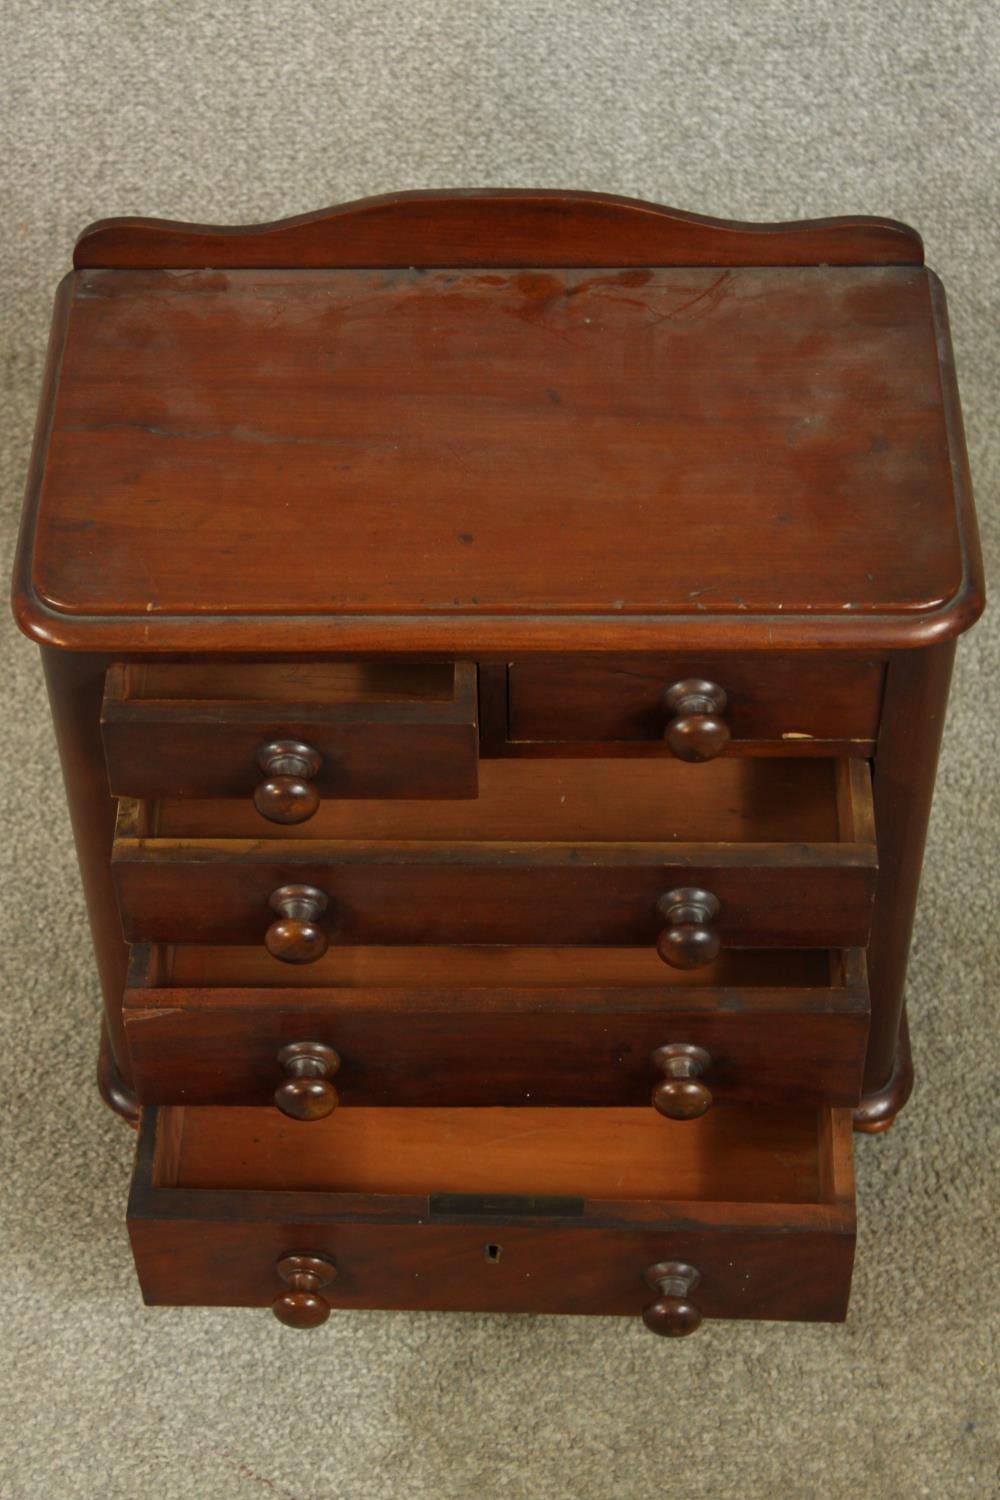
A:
864 641 955 1098
41 646 134 1094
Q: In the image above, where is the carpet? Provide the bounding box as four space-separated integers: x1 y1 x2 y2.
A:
1 4 996 1496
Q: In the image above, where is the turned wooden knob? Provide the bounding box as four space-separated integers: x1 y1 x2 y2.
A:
652 1043 713 1119
656 888 721 968
272 1252 337 1328
275 1041 341 1119
662 680 731 761
253 740 322 824
642 1261 702 1337
266 885 330 964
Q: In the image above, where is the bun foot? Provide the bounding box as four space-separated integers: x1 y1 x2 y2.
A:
97 1019 139 1127
854 1012 913 1134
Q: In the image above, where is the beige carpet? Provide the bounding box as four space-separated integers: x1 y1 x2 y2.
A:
1 4 997 1497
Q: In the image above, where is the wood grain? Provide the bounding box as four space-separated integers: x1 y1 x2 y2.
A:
863 643 955 1092
122 945 869 1109
145 756 852 843
127 1100 856 1322
12 192 985 1327
101 660 479 801
111 756 876 949
73 189 924 269
112 845 876 950
508 653 885 752
156 1103 826 1199
19 264 974 656
155 943 837 989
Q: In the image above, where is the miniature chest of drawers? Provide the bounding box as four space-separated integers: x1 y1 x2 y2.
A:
12 190 984 1335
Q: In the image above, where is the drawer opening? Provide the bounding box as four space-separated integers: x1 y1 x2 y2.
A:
113 757 876 952
101 661 479 804
147 1104 849 1207
140 755 872 844
116 660 459 705
124 946 867 1111
140 943 841 991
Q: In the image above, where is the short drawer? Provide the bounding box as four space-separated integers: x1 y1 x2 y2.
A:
123 945 869 1110
128 1103 856 1329
111 756 877 952
101 660 479 807
507 653 884 755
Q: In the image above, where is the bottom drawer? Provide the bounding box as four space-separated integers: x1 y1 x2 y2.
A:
128 1104 856 1334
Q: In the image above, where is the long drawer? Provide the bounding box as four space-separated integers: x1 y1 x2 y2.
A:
111 757 878 952
128 1103 856 1331
123 945 869 1110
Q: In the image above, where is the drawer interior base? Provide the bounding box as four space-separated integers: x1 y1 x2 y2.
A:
150 943 840 990
147 755 859 842
119 660 458 704
152 1104 842 1206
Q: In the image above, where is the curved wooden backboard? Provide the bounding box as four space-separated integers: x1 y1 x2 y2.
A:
73 188 923 270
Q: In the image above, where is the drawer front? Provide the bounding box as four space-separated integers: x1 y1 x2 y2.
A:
130 1215 854 1324
113 757 876 951
128 1105 856 1327
101 660 479 802
123 948 870 1109
508 654 885 752
111 846 875 948
113 847 876 950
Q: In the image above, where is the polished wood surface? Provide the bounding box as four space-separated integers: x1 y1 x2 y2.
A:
97 1016 139 1124
154 1103 830 1199
15 195 982 659
264 885 330 964
145 756 851 842
642 1262 703 1336
101 660 479 802
155 941 838 989
12 192 985 1329
273 1042 341 1121
123 944 869 1109
655 889 722 969
43 649 133 1093
252 741 322 823
661 680 731 761
112 839 875 951
854 1011 913 1132
862 643 955 1097
111 756 876 950
127 1102 856 1322
17 263 977 658
507 653 884 753
130 660 461 701
130 1213 856 1323
651 1045 714 1120
272 1252 337 1328
73 190 924 270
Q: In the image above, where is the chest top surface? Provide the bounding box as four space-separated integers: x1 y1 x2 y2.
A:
14 193 982 653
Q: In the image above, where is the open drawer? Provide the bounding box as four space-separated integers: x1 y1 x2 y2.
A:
128 1103 856 1331
101 660 479 807
112 756 878 952
123 945 870 1111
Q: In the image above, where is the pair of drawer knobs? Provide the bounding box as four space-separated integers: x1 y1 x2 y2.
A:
274 1040 713 1122
253 679 731 824
266 885 723 970
273 1252 703 1337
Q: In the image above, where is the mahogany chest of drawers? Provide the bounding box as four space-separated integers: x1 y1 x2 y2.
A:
12 190 983 1336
